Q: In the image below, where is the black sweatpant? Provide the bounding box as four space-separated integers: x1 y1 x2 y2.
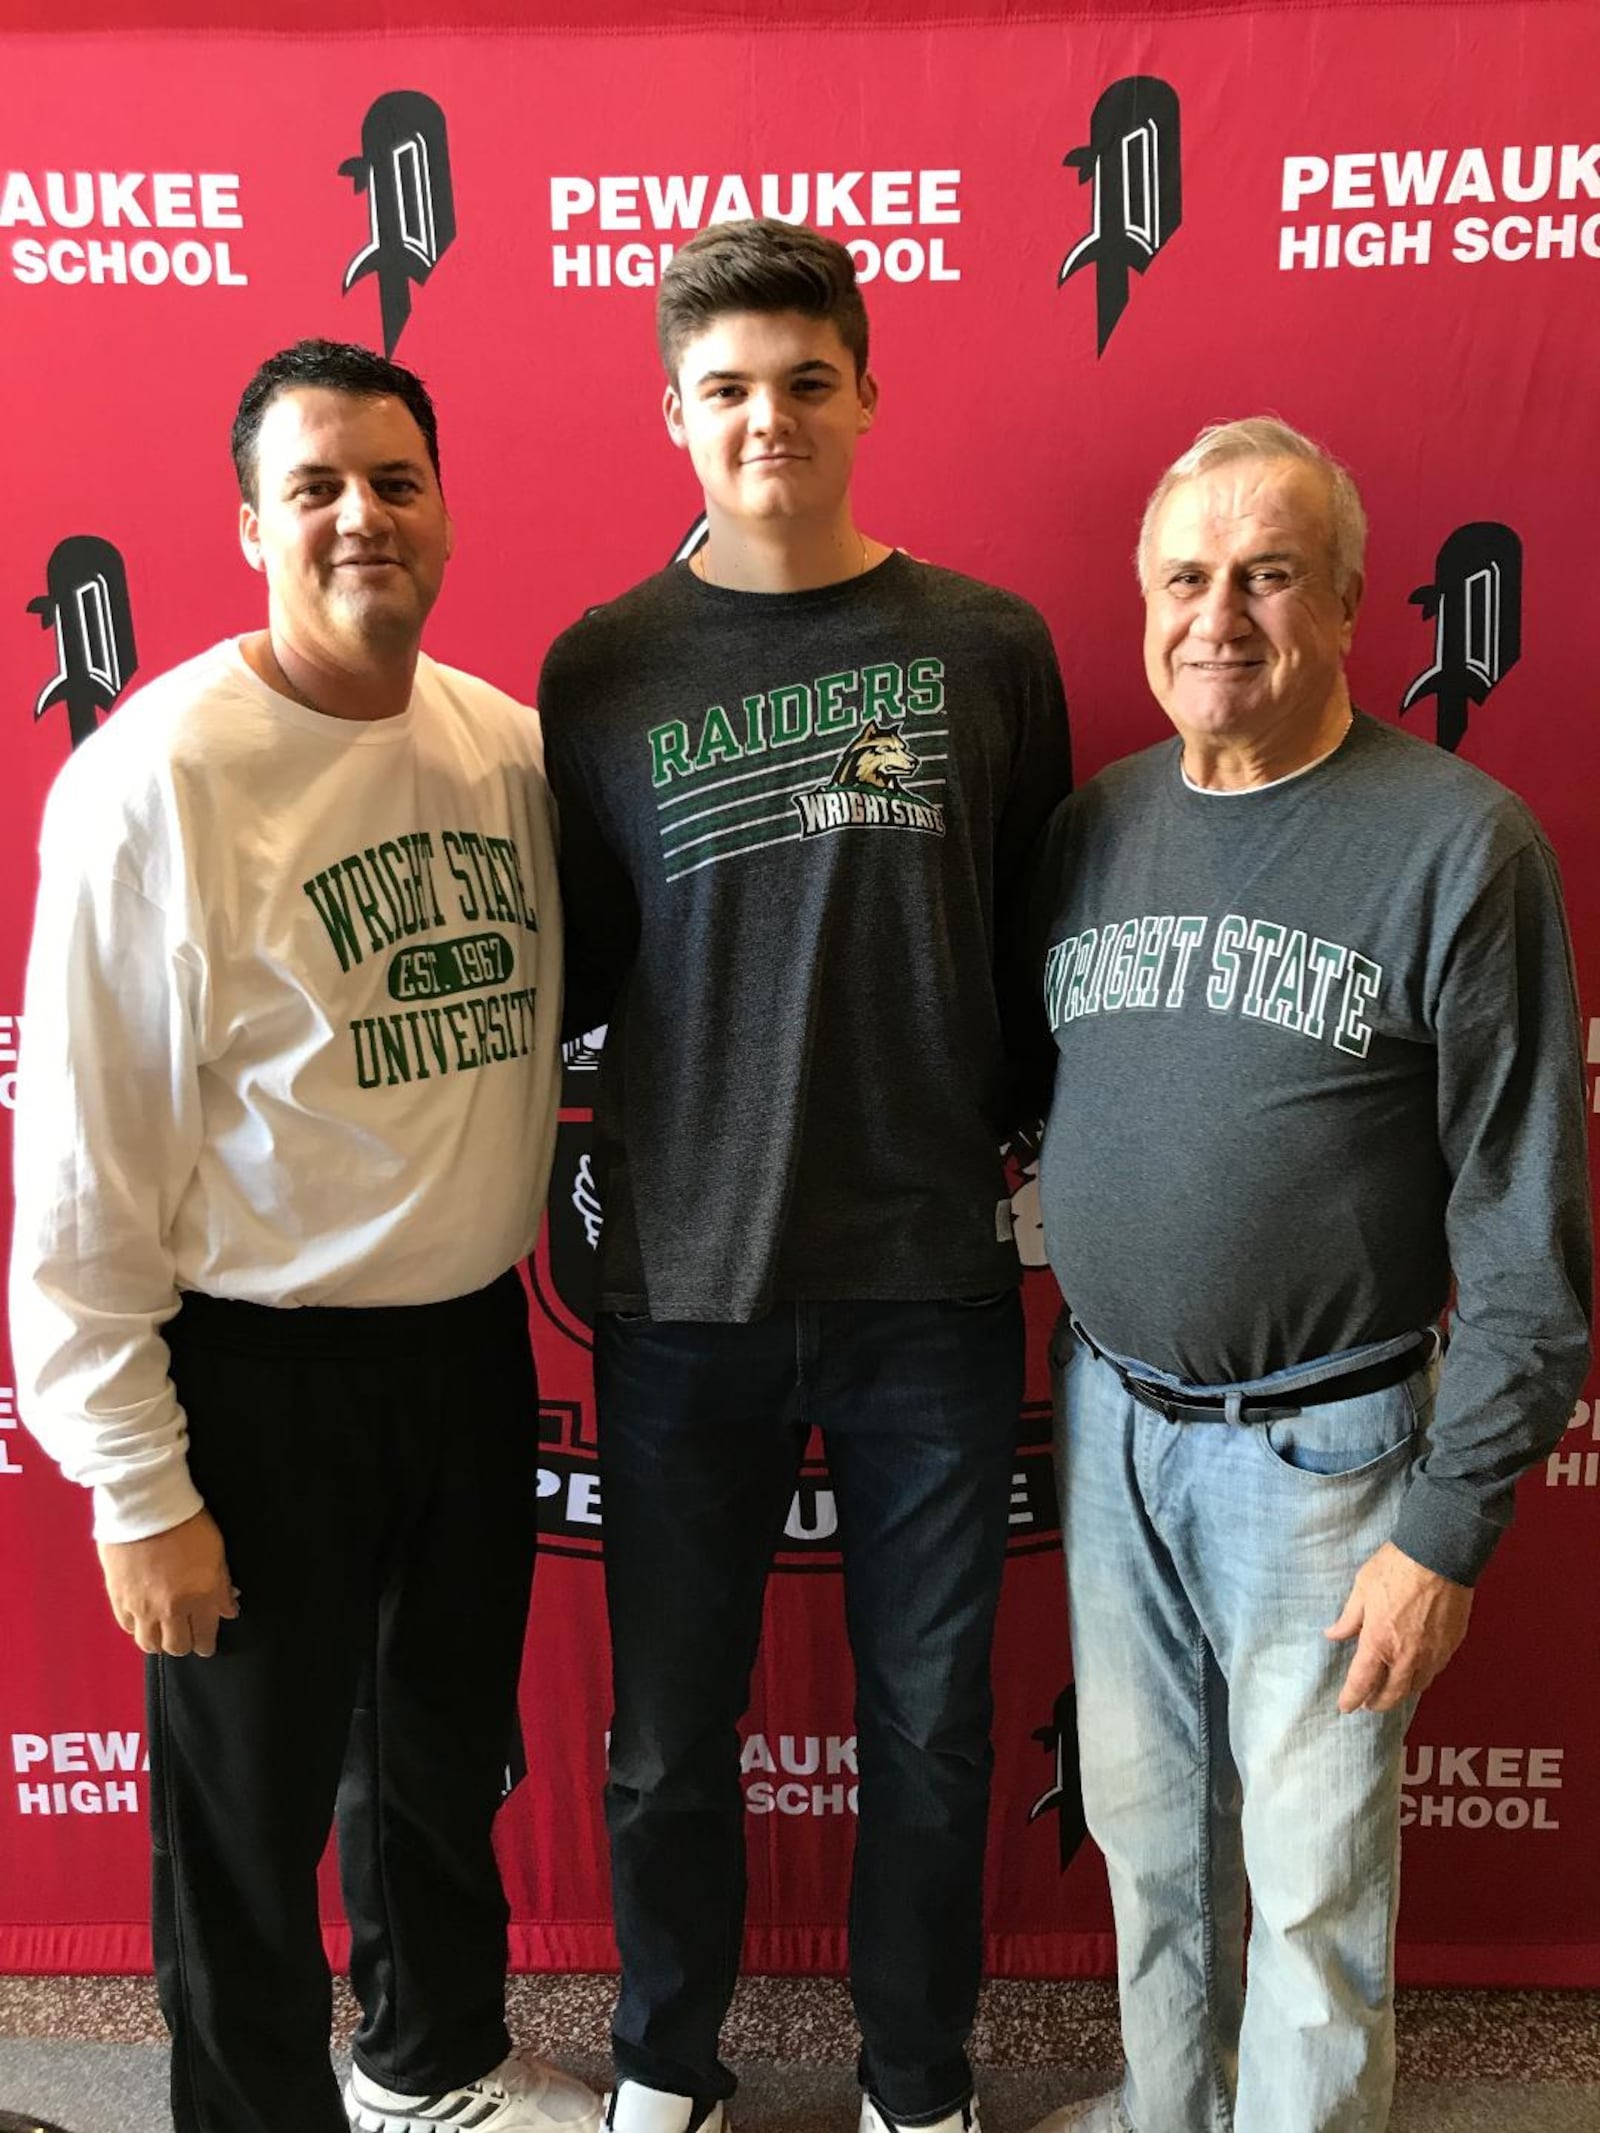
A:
148 1272 539 2133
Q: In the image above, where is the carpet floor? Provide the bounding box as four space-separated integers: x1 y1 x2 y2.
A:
1 1976 1596 2132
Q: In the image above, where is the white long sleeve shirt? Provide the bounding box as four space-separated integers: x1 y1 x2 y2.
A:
9 640 562 1542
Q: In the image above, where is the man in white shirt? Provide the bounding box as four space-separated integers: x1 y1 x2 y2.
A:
10 339 594 2133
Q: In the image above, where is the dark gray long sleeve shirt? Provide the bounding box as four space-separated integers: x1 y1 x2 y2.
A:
1032 712 1591 1585
539 553 1072 1320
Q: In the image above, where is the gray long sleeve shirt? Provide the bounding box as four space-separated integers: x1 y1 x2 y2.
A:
539 553 1072 1320
1032 712 1592 1585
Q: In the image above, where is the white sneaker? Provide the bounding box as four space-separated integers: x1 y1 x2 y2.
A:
602 2083 728 2133
1021 2095 1133 2133
859 2095 981 2133
345 2050 603 2132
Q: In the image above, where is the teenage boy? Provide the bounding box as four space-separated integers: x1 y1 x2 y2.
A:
538 220 1072 2133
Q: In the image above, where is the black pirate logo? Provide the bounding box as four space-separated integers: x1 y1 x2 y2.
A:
1029 1683 1089 1871
1401 522 1523 754
1060 76 1183 355
530 1027 607 1351
28 534 138 749
341 90 457 355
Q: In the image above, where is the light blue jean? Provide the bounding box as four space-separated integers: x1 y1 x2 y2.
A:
1053 1317 1437 2133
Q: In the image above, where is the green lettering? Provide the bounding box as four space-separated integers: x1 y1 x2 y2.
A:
419 1007 450 1073
303 868 366 972
376 1016 411 1087
1082 928 1118 1015
351 1019 383 1089
1043 938 1077 1029
693 704 743 771
1166 917 1208 1008
481 993 510 1063
649 721 693 788
1064 928 1100 1020
1208 914 1248 1012
1100 920 1140 1012
861 663 905 722
1262 929 1309 1029
494 836 539 929
1241 921 1287 1020
410 833 447 926
906 656 946 714
362 845 410 940
401 1011 434 1079
461 833 501 917
769 682 812 745
1334 953 1382 1058
376 842 419 934
509 985 536 1057
444 1001 476 1070
341 855 396 953
1128 916 1176 1010
814 670 858 735
1302 939 1348 1041
474 839 518 923
441 831 479 921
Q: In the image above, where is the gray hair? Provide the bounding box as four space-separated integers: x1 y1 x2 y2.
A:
1135 416 1367 595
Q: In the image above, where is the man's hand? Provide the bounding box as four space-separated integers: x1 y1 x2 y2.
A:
1325 1540 1474 1714
98 1509 239 1658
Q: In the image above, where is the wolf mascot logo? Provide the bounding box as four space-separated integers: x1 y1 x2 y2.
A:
830 718 918 792
793 721 945 838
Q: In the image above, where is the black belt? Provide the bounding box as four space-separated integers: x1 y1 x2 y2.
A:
1083 1332 1434 1426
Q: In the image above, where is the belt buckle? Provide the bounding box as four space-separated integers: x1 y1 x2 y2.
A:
1125 1373 1180 1422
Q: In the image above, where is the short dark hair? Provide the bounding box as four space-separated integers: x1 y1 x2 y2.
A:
657 219 869 382
231 338 441 505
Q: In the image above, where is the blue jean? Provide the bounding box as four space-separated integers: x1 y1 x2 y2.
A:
596 1294 1024 2121
1053 1318 1436 2133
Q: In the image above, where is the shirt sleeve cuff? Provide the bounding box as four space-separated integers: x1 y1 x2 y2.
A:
91 1464 206 1546
1392 1471 1506 1588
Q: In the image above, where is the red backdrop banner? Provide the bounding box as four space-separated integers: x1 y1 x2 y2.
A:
2 0 1597 1983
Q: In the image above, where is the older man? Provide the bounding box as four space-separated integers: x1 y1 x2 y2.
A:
10 339 591 2133
1029 419 1591 2133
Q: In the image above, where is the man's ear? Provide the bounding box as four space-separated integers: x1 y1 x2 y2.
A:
1340 567 1364 651
663 380 689 451
857 368 879 433
239 501 264 574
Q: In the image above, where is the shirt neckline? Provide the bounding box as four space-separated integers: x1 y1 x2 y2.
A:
1177 713 1361 797
676 547 909 608
224 638 421 742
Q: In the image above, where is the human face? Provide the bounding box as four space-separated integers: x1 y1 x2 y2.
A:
663 310 877 532
1143 458 1360 766
239 387 452 663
